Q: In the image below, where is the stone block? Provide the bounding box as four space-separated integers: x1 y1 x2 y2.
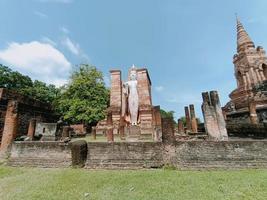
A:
202 91 228 141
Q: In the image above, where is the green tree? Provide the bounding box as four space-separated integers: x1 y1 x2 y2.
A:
0 64 33 89
57 64 109 125
22 80 60 104
179 116 187 126
160 109 175 119
0 64 59 105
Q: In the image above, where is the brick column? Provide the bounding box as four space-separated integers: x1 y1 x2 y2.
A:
106 111 114 142
119 117 125 140
184 106 191 132
62 126 70 138
249 101 258 124
92 126 96 140
27 118 36 140
161 117 175 143
189 104 198 133
0 100 18 151
177 119 184 134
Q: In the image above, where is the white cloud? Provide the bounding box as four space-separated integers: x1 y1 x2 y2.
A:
61 36 89 61
155 85 164 92
62 37 79 55
34 11 48 19
0 41 71 86
60 26 70 34
41 37 57 46
37 0 73 3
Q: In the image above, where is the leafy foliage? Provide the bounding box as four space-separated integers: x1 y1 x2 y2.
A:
160 109 175 119
0 64 33 89
56 64 109 125
0 64 59 104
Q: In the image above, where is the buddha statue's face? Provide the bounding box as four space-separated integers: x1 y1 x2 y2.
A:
130 70 137 81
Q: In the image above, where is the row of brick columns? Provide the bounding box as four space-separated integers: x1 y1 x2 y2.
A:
181 104 198 133
0 100 18 151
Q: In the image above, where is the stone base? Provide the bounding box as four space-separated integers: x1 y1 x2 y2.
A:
126 125 141 142
41 136 56 141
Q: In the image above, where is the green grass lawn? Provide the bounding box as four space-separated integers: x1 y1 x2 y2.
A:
0 166 266 200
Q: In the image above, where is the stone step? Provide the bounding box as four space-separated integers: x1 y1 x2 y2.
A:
85 159 163 169
8 158 71 168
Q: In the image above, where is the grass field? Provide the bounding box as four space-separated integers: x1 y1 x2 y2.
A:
0 166 267 200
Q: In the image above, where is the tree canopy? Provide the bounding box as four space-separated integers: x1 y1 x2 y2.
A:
56 64 109 125
160 109 175 119
0 64 60 104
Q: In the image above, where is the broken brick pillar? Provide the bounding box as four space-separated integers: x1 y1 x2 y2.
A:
27 118 36 140
153 106 162 141
189 104 198 133
0 100 18 151
184 106 191 132
249 101 258 124
119 118 125 140
177 119 184 134
62 126 71 138
201 91 228 141
106 110 114 142
161 117 175 143
92 126 96 140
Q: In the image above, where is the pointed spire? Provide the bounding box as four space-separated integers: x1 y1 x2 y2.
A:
236 16 255 52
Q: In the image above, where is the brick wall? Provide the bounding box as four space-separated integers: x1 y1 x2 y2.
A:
85 142 164 169
7 141 71 167
6 140 267 169
0 103 6 142
170 141 267 169
85 141 267 169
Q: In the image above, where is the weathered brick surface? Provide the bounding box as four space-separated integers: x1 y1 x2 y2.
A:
184 106 191 132
161 118 175 143
7 141 71 167
171 141 267 169
189 104 198 133
224 19 267 119
84 141 267 169
27 118 36 139
5 140 267 169
85 142 163 169
110 70 122 109
0 100 18 151
178 119 184 134
70 124 86 136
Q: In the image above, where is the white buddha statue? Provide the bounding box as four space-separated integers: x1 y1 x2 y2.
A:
123 65 139 125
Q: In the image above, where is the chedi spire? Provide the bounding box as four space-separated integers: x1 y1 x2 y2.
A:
236 16 255 53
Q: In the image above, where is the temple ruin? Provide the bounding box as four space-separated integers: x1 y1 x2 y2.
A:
0 18 266 170
100 65 162 141
223 18 267 125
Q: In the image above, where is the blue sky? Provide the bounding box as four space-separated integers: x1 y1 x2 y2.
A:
1 0 267 120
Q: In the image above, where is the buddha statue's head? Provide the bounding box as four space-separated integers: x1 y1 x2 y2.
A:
129 65 137 81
